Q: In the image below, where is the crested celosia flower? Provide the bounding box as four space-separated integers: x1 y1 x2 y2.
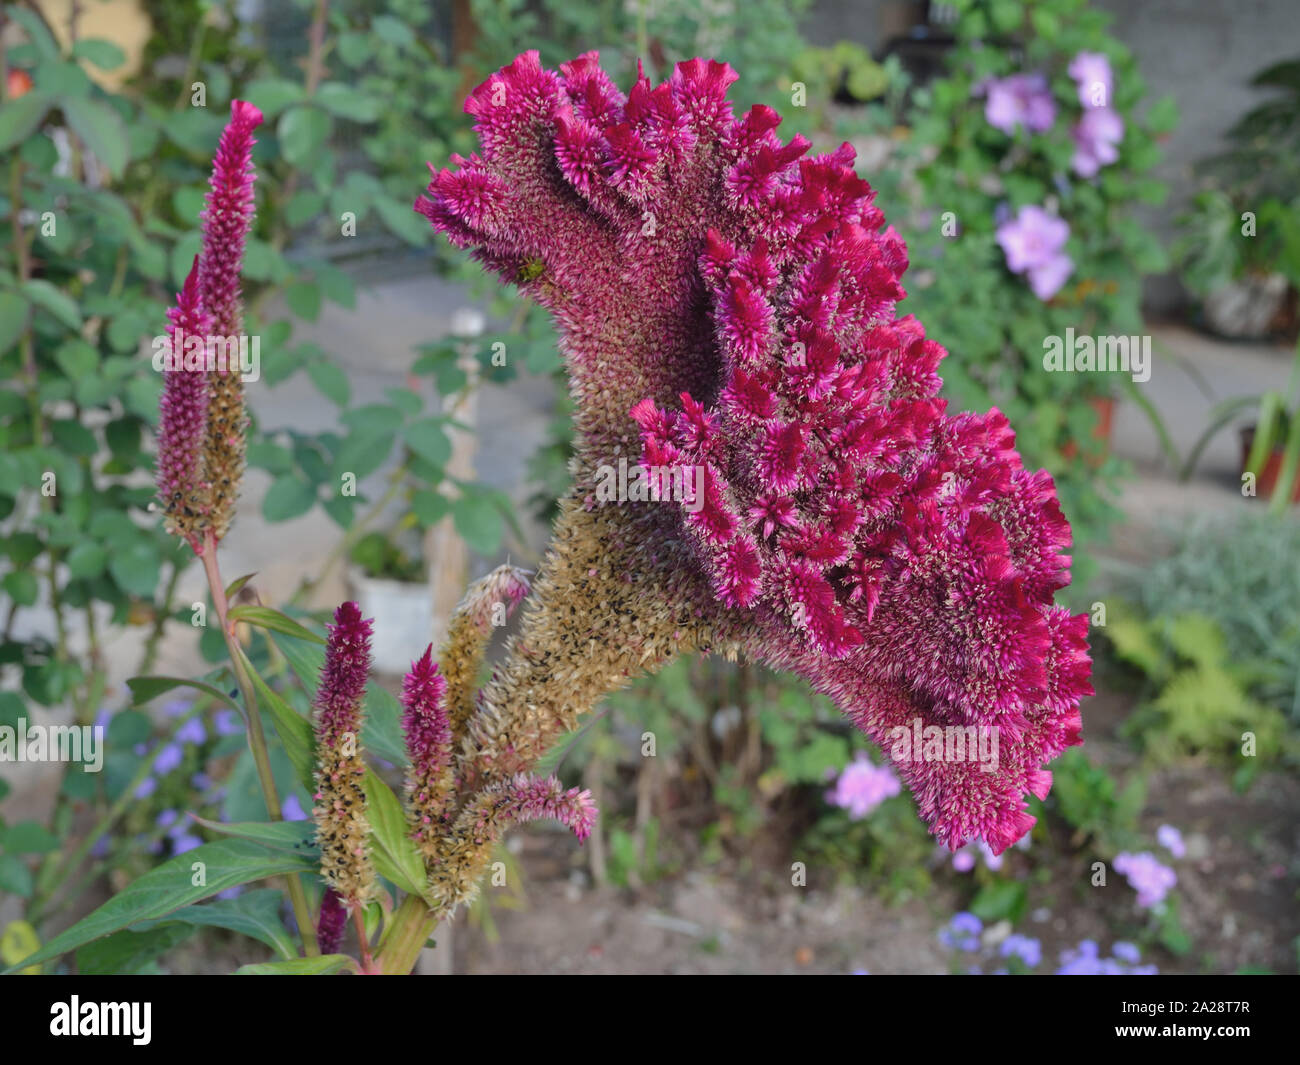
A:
982 73 1056 135
996 204 1074 299
311 601 376 907
199 99 262 543
155 258 212 551
401 646 454 858
426 773 596 909
418 51 1091 861
316 886 347 954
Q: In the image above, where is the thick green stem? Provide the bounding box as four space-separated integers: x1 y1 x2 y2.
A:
376 893 439 975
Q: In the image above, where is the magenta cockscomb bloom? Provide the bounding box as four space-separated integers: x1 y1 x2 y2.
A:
1068 51 1113 109
983 73 1056 135
466 774 598 843
155 258 212 550
827 754 900 819
313 601 373 748
996 205 1074 300
401 646 454 851
316 886 347 954
419 52 1091 856
199 99 263 338
1070 107 1124 177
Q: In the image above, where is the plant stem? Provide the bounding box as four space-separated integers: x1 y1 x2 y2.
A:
375 893 439 975
200 530 320 956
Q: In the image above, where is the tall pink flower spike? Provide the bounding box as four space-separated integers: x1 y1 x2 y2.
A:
417 52 1091 854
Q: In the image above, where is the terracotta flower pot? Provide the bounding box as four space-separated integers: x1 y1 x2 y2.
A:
1239 425 1300 503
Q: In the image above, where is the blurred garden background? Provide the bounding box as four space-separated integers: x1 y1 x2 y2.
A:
1 0 1298 974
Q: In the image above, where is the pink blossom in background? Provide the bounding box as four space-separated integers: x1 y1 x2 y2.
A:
1071 106 1124 177
1156 824 1186 858
828 754 901 819
1114 851 1177 908
996 205 1074 299
1068 51 1114 108
984 73 1057 135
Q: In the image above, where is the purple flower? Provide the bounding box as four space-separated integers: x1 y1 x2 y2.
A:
996 205 1073 299
1000 933 1042 968
171 833 203 855
134 776 157 800
162 698 193 718
93 706 114 734
1068 52 1113 109
191 771 212 791
984 73 1057 134
217 885 244 901
1070 107 1124 177
1112 940 1141 964
951 839 1005 872
1114 851 1177 909
827 754 900 819
281 793 307 821
939 912 983 952
175 718 206 746
1156 824 1186 859
952 849 976 873
213 709 242 736
156 810 179 830
153 742 184 776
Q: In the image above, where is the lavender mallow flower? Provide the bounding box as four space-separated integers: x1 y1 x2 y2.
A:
1068 51 1113 108
984 73 1057 134
1070 107 1124 177
996 205 1074 300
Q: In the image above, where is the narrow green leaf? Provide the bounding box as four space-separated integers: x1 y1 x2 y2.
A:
131 888 298 960
127 675 241 715
228 605 325 645
236 953 354 975
4 838 318 972
236 648 315 792
363 769 426 898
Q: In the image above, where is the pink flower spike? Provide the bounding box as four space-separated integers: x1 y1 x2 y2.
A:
199 100 263 339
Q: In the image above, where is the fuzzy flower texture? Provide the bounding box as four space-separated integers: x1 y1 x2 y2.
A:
418 52 1092 855
155 100 262 550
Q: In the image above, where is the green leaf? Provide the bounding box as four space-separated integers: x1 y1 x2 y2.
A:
75 924 194 975
3 821 59 855
224 572 257 600
126 675 242 715
0 855 33 898
4 837 318 972
372 15 415 48
66 542 108 579
261 474 317 522
227 605 325 645
286 190 325 227
278 105 331 168
2 571 38 607
970 879 1028 924
22 278 81 330
63 97 129 178
188 818 316 856
363 683 410 768
71 39 127 70
236 953 354 975
364 769 427 897
451 494 502 555
236 649 315 792
403 417 450 466
1146 94 1179 135
0 291 28 354
240 78 304 119
108 540 161 598
286 281 322 322
307 362 350 406
316 83 381 122
0 92 53 152
132 889 297 960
